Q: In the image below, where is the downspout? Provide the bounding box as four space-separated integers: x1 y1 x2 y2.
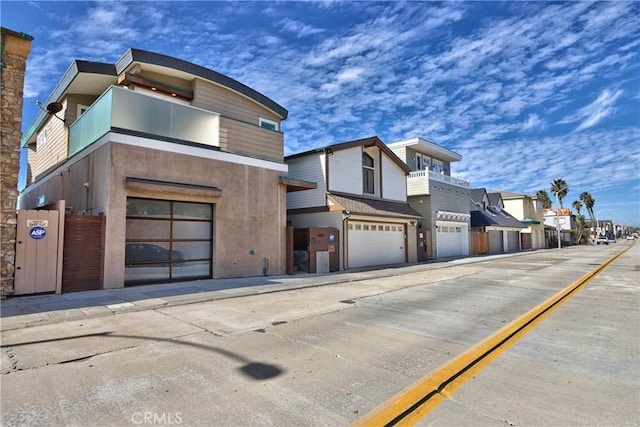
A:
342 210 351 271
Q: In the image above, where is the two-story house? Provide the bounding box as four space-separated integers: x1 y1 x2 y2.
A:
18 48 295 290
387 137 471 260
285 136 421 270
470 189 525 253
544 209 577 247
500 191 546 250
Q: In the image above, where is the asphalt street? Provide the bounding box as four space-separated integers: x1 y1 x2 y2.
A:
1 242 638 426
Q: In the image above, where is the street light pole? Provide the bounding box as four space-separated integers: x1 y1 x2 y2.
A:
555 192 561 249
553 184 571 249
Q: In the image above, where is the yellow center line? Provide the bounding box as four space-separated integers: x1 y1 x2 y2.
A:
353 246 633 427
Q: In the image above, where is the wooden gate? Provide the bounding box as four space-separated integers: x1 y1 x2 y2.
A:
470 231 489 255
62 215 105 293
14 210 63 295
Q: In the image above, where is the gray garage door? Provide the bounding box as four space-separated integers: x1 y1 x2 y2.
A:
125 198 213 285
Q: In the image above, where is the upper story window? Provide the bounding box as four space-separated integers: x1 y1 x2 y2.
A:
259 117 278 131
415 154 431 171
77 104 89 117
431 159 444 173
36 128 48 150
422 155 431 170
363 152 375 194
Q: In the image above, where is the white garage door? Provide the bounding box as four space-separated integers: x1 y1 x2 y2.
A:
348 222 405 268
436 221 469 258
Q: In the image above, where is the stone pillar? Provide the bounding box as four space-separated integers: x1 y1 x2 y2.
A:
1 28 33 296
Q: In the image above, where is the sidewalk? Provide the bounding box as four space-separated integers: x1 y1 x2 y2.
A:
0 250 547 331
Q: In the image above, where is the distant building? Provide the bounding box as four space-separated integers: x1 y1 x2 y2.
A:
543 208 576 247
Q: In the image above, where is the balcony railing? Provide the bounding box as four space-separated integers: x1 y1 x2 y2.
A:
407 169 470 196
69 86 220 157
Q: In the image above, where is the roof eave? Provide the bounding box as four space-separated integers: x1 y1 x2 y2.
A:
20 60 116 147
117 48 288 119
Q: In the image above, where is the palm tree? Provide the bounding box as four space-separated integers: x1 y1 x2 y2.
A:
550 179 569 209
572 200 583 215
580 192 596 225
574 214 588 244
536 190 552 209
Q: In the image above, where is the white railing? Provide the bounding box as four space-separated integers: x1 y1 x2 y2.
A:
407 169 470 196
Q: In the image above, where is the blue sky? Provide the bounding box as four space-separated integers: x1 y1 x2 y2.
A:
3 1 639 226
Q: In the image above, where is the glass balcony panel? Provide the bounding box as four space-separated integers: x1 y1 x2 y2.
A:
112 88 172 137
69 86 220 156
69 90 112 156
170 104 219 145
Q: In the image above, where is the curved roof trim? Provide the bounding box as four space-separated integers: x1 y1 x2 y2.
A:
116 48 288 119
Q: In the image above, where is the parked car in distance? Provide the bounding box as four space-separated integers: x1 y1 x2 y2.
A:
125 243 184 266
626 235 635 240
596 236 609 245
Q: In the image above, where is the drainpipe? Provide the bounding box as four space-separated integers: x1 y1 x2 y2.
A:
342 210 351 271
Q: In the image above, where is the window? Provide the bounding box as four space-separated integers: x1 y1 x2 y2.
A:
416 155 422 171
363 152 375 194
422 155 431 170
77 104 89 117
36 128 48 150
259 117 278 131
431 159 444 173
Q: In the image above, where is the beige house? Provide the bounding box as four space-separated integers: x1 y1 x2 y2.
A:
500 191 546 250
19 48 294 290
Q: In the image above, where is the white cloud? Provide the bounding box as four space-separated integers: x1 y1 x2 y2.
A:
279 18 325 37
559 89 623 131
522 114 543 131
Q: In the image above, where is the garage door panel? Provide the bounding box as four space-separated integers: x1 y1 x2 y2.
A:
436 222 469 258
348 222 404 268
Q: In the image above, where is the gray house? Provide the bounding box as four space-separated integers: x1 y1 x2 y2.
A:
470 189 525 253
388 137 471 259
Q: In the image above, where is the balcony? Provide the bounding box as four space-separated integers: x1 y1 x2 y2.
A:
69 86 220 157
407 169 470 196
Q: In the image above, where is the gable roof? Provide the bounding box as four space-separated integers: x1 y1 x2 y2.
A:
470 188 487 203
285 136 411 174
487 192 503 208
328 192 421 219
469 198 525 229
